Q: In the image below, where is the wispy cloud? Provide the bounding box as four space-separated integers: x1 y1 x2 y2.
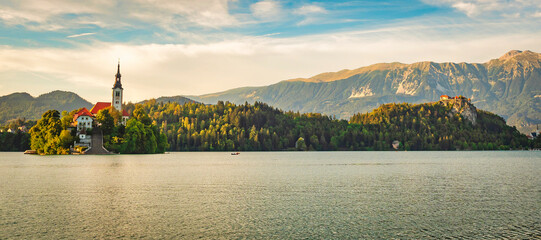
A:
0 0 240 32
422 0 541 18
251 0 283 21
452 2 477 17
294 4 328 26
294 5 327 15
67 32 96 38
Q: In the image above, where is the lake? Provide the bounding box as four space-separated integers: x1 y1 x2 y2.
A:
1 151 539 239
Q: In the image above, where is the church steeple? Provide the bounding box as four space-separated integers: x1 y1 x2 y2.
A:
112 60 123 112
113 59 122 89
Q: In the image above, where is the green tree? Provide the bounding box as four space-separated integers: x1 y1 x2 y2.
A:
59 130 75 149
29 110 66 154
133 106 152 125
295 137 307 151
96 109 115 135
61 110 75 129
309 134 320 150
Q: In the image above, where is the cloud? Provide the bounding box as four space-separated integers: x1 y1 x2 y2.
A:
2 21 541 103
294 5 327 15
250 0 283 21
452 2 478 17
0 0 239 32
0 0 111 31
293 4 327 26
422 0 541 18
67 32 96 38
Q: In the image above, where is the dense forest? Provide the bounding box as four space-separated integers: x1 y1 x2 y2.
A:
0 132 30 151
0 118 34 151
135 100 531 151
350 102 529 150
4 100 538 153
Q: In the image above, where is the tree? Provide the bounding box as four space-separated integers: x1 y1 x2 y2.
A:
96 109 114 135
59 130 75 149
29 110 66 154
309 134 320 150
114 117 168 154
295 137 307 151
120 118 144 153
60 109 78 130
133 106 152 125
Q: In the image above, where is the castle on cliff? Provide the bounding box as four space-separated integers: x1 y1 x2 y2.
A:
439 94 477 125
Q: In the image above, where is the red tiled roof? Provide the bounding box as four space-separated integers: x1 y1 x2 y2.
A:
440 95 449 98
90 102 111 115
122 109 129 117
73 108 93 122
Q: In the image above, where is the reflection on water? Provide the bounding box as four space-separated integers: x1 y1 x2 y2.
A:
0 152 540 239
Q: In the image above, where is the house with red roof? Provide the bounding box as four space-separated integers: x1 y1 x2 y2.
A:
73 107 94 131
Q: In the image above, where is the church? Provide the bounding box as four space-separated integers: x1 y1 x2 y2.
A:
73 61 130 131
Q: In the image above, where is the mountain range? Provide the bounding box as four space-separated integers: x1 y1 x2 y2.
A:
185 50 540 133
1 50 539 134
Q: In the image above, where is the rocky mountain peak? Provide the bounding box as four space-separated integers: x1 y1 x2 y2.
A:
499 50 523 60
497 50 540 62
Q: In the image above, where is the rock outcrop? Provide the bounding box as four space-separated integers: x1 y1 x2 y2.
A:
439 97 477 125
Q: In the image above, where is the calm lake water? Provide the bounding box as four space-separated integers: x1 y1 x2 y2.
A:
1 151 540 239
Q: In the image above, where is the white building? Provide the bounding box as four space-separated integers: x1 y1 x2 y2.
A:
73 108 93 131
79 133 91 144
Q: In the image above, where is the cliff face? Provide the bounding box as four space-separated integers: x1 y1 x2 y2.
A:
440 98 477 125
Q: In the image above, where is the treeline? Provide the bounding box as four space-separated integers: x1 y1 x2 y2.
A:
11 100 536 153
136 100 530 151
0 118 34 151
350 102 529 150
140 100 345 151
98 106 168 154
0 132 30 151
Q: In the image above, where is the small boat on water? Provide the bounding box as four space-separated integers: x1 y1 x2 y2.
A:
231 152 240 155
24 150 37 154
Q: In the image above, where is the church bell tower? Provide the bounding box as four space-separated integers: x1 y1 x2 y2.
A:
112 60 123 112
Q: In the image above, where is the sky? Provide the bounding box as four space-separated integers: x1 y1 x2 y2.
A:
1 0 541 103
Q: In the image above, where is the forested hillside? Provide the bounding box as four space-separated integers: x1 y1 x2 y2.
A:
0 91 92 124
350 102 528 150
138 100 530 151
